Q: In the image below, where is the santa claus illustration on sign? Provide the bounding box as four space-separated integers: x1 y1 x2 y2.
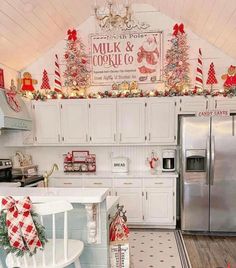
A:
137 34 160 82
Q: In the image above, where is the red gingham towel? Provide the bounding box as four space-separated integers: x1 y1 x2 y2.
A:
1 196 42 252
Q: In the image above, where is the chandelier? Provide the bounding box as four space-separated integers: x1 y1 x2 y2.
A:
94 0 149 31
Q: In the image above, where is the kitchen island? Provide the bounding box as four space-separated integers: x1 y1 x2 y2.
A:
0 187 118 268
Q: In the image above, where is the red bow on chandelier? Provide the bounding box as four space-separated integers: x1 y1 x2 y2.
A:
173 23 185 36
67 29 77 41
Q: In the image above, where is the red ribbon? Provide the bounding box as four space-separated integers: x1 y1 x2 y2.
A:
67 29 77 41
173 23 185 36
1 196 42 252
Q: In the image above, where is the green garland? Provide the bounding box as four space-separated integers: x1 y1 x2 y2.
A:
0 210 48 257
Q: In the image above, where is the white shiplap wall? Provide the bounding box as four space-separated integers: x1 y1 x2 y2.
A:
24 145 177 173
22 5 236 92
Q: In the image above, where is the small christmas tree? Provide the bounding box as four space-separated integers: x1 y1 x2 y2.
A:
206 62 218 91
64 29 90 96
163 23 190 92
40 69 51 91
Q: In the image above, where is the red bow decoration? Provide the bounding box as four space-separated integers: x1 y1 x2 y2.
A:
67 29 77 41
1 196 42 252
173 23 185 36
4 90 21 112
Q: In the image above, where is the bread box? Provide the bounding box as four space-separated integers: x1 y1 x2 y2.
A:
111 157 129 173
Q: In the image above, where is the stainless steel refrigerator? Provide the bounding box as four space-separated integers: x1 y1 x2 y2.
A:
180 115 236 232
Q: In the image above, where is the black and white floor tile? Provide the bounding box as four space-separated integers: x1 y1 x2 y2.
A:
129 230 185 268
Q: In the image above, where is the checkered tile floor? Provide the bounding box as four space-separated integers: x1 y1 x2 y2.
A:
130 230 183 268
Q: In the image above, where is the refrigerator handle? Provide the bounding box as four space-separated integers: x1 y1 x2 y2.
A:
206 136 210 185
210 136 215 185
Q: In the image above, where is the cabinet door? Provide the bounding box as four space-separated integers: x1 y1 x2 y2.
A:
60 100 89 144
144 188 174 224
89 99 116 144
214 97 236 112
48 178 83 188
115 188 143 223
146 98 176 144
117 99 145 143
33 101 60 144
178 96 210 114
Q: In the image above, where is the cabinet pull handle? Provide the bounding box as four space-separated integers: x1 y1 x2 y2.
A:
124 182 132 185
215 100 217 109
146 192 148 200
34 137 37 142
58 134 60 142
90 137 92 141
93 182 103 185
155 182 163 185
115 192 117 196
86 134 88 142
120 133 122 142
114 134 116 142
62 136 64 142
206 100 208 110
63 182 72 185
149 133 151 141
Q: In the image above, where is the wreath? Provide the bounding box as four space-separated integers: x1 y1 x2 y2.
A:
0 196 48 257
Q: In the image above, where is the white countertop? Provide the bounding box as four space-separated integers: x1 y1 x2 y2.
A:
0 187 109 203
50 170 178 178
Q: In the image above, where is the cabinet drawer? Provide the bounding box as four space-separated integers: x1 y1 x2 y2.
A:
83 178 112 188
114 179 142 188
49 178 82 187
143 179 173 188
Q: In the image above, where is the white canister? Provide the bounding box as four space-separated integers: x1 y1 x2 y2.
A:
111 157 129 173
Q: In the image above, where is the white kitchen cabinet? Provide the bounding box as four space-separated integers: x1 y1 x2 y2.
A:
178 96 210 114
146 98 177 144
144 188 174 224
48 178 83 188
60 100 89 144
117 99 145 143
83 178 113 195
88 99 116 144
115 188 143 223
32 101 60 144
213 96 236 112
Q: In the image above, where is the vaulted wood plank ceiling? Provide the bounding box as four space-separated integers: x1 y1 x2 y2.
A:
0 0 235 71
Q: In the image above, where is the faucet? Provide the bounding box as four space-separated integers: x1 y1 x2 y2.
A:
43 163 59 187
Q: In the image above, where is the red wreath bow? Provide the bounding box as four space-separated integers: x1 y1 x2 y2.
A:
1 196 42 252
67 29 77 41
173 23 185 36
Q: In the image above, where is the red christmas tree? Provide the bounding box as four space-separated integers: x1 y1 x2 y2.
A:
206 62 218 91
40 69 51 90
